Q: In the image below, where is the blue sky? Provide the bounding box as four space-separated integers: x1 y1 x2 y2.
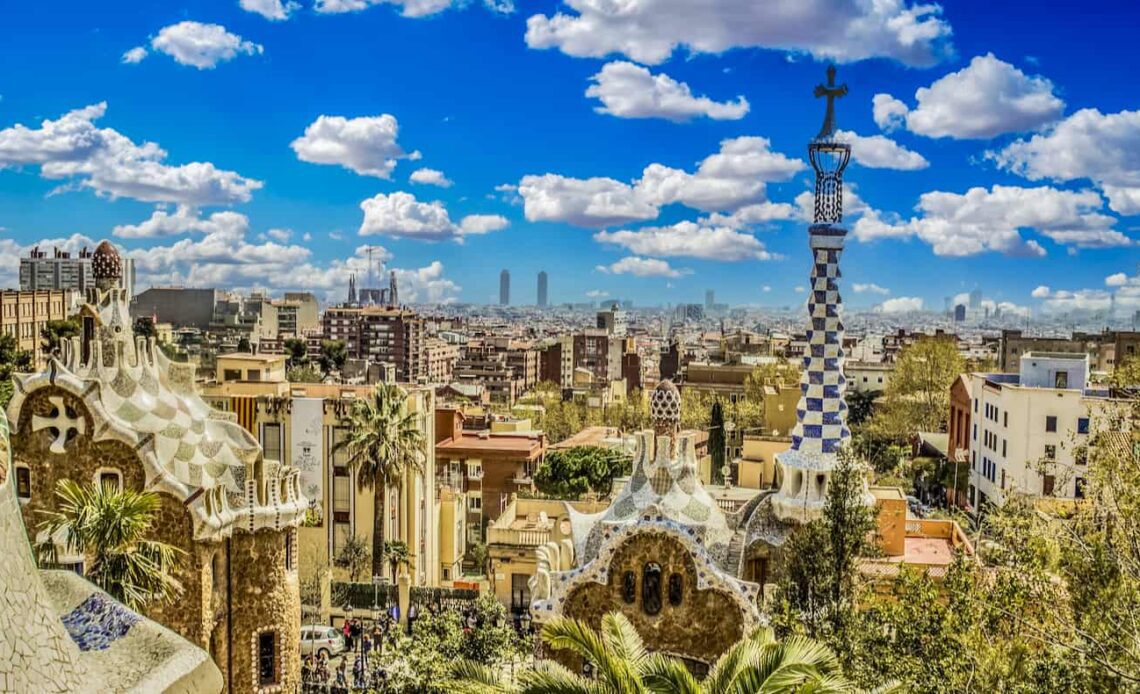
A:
1 0 1138 313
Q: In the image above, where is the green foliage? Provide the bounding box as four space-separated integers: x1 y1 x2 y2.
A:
131 316 157 340
709 400 726 484
334 534 371 582
41 317 81 356
869 337 965 442
318 338 348 374
454 611 878 693
533 446 632 499
846 389 880 428
36 479 183 610
775 449 876 640
467 542 488 576
283 336 308 366
335 383 426 577
850 431 907 474
286 364 322 383
0 332 33 409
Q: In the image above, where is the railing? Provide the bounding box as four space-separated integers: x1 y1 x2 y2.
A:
487 527 551 546
715 498 749 513
330 582 479 611
904 518 955 539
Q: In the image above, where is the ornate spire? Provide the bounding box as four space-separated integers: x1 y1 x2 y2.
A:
808 65 852 225
650 380 681 438
91 240 123 291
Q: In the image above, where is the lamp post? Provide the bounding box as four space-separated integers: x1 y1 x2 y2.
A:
723 420 736 488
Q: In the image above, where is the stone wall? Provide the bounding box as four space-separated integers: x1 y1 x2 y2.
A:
562 532 746 667
229 528 301 694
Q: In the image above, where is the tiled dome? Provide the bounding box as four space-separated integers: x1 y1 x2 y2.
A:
91 240 123 280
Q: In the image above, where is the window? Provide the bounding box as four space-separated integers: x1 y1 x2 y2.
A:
622 571 637 604
1042 474 1055 496
1077 417 1089 434
974 399 978 413
1044 445 1056 460
1054 372 1068 389
642 563 662 616
668 574 683 607
1004 412 1008 427
1045 416 1057 433
1002 440 1007 457
1000 468 1006 490
443 568 450 580
468 495 482 512
261 423 282 462
257 631 277 686
15 466 31 499
98 470 122 491
973 424 977 440
1075 477 1087 499
285 529 295 572
223 369 241 381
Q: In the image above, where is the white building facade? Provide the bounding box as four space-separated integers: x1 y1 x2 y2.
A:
967 352 1121 508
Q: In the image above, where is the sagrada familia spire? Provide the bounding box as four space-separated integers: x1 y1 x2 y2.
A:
772 65 854 524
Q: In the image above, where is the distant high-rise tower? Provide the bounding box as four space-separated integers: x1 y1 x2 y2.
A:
500 269 510 306
705 289 715 309
537 271 548 308
969 289 982 309
389 270 399 307
347 273 357 305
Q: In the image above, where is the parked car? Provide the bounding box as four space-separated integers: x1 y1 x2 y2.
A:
300 625 345 658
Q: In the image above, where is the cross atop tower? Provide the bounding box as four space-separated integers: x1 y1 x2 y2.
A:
813 64 848 141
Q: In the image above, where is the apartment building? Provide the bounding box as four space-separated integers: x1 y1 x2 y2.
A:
323 305 425 383
20 245 135 297
0 289 73 367
966 352 1124 509
1000 328 1140 373
203 369 440 586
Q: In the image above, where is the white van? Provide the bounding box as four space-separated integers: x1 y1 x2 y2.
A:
300 625 346 658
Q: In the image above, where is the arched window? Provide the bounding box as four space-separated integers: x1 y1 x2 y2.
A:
668 573 683 607
642 563 662 615
622 571 636 604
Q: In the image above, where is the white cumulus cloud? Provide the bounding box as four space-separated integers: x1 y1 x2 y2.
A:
594 221 774 261
315 0 457 18
835 130 928 170
149 21 263 69
519 136 803 228
358 191 507 242
0 103 261 205
409 167 453 187
525 0 952 67
852 185 1129 256
1031 285 1051 298
873 54 1064 139
990 108 1140 215
585 61 749 122
875 296 923 313
240 0 301 20
121 46 148 64
853 283 890 295
291 114 410 179
596 256 690 278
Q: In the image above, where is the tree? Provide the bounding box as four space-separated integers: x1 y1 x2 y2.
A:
0 333 33 409
467 541 488 577
453 611 882 693
869 337 964 442
846 389 880 428
334 534 371 582
680 388 714 430
40 317 81 356
287 364 322 383
384 539 409 582
132 316 157 340
709 400 726 484
36 480 183 610
776 449 876 640
283 337 308 367
318 339 348 374
533 446 632 499
334 383 425 578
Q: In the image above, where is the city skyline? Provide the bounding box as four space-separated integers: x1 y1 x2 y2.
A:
1 1 1138 314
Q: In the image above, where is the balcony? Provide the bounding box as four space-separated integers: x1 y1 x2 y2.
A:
487 526 551 547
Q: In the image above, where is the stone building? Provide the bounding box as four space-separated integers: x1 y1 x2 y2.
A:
1 288 74 368
5 241 307 694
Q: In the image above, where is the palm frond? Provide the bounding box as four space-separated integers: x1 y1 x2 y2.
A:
451 660 515 693
541 617 613 672
601 612 648 669
641 653 701 694
517 660 599 694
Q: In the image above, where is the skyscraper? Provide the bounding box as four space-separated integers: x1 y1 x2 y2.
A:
969 288 982 309
705 289 715 308
537 271 548 308
500 269 510 306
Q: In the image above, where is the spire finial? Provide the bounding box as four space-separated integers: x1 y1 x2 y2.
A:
812 64 848 141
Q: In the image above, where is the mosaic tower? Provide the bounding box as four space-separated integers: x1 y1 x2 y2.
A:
772 66 854 523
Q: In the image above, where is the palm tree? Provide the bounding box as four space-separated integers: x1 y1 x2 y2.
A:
454 611 895 694
384 539 410 583
334 383 425 579
36 479 183 610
